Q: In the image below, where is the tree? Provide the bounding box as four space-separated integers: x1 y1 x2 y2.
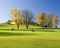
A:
46 14 55 27
36 12 45 27
36 13 58 28
10 8 20 29
21 9 33 29
52 16 58 28
6 20 11 24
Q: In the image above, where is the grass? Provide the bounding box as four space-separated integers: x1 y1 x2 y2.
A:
0 24 60 48
0 32 60 48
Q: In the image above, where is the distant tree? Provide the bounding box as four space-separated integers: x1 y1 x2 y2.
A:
29 21 35 25
46 14 55 27
52 16 58 28
21 9 33 29
36 12 45 27
10 8 20 29
6 20 11 24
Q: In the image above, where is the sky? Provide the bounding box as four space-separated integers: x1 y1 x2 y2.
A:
0 0 60 24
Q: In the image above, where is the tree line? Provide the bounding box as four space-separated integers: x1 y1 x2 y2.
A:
8 8 58 29
36 13 58 28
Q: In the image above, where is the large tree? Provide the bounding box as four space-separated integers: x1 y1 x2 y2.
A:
36 12 45 27
46 14 55 27
21 9 33 29
10 8 20 29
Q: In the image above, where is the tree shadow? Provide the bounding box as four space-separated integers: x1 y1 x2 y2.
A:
0 27 58 32
0 24 6 27
0 32 35 36
32 28 55 32
0 28 55 32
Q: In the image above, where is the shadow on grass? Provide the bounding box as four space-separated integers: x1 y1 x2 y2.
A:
0 32 35 36
0 28 55 32
0 27 59 32
32 28 58 32
0 24 6 27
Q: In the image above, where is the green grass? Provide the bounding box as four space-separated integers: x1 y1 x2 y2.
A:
0 24 60 48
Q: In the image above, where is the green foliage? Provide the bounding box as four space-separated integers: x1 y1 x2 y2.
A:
10 8 20 29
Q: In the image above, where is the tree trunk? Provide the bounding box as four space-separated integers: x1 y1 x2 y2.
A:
26 16 28 29
26 24 28 29
55 25 57 28
17 23 19 29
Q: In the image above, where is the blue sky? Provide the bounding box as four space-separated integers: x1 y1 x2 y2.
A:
0 0 60 23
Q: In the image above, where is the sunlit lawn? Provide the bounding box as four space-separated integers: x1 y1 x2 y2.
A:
0 24 60 48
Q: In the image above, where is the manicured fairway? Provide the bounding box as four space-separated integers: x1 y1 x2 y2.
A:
0 24 60 48
0 32 60 48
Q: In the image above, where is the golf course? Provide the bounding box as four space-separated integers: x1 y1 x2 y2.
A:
0 24 60 48
0 0 60 48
